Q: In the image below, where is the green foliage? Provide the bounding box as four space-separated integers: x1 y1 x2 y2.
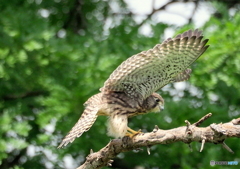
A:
0 0 239 169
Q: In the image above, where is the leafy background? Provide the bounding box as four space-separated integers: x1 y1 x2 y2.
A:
0 0 240 169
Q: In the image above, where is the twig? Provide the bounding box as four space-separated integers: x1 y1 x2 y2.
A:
222 142 234 154
193 113 212 126
200 137 206 152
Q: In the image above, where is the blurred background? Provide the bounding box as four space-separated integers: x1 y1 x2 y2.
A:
0 0 240 169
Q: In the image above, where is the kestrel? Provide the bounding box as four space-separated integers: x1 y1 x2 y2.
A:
58 29 209 148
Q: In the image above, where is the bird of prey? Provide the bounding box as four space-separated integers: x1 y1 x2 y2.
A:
58 29 209 148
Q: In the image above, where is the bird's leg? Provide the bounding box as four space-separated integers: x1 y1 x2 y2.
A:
127 127 141 134
125 127 142 138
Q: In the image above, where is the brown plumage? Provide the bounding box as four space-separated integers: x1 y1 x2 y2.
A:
58 29 209 148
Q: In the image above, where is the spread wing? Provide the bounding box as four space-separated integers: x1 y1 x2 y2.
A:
100 29 209 100
58 93 102 148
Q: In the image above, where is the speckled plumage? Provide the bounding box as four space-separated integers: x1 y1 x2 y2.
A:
58 29 209 148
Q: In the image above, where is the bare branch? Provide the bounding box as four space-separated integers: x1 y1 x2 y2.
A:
2 91 48 101
187 0 199 24
77 115 240 169
222 142 234 154
200 136 206 152
193 113 212 126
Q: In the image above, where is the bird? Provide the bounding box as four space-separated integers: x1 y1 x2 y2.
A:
58 29 209 148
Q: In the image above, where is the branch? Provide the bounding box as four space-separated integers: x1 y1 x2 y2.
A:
77 114 240 169
62 0 86 33
1 91 49 101
137 0 200 28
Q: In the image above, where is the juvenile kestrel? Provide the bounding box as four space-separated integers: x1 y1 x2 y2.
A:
58 29 209 148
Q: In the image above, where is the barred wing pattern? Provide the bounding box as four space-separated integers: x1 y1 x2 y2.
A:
101 29 209 100
58 93 102 148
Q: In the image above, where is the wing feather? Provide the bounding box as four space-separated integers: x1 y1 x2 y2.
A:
101 29 209 100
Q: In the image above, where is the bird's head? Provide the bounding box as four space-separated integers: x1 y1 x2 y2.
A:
148 93 164 113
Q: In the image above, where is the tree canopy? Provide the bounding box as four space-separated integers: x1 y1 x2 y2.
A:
0 0 240 169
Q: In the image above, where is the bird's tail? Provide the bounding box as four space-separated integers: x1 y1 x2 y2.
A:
58 93 102 148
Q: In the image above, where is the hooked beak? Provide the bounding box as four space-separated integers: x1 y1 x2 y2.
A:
159 105 164 111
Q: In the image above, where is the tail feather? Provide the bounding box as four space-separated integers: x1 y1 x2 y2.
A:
58 93 102 148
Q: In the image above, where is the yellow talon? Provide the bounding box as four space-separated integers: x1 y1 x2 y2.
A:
125 127 142 138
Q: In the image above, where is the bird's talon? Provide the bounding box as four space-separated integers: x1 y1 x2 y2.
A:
125 127 142 138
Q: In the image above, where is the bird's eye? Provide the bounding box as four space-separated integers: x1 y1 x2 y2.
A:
155 98 160 102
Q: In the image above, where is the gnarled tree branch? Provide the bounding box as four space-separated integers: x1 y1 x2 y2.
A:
77 113 240 169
